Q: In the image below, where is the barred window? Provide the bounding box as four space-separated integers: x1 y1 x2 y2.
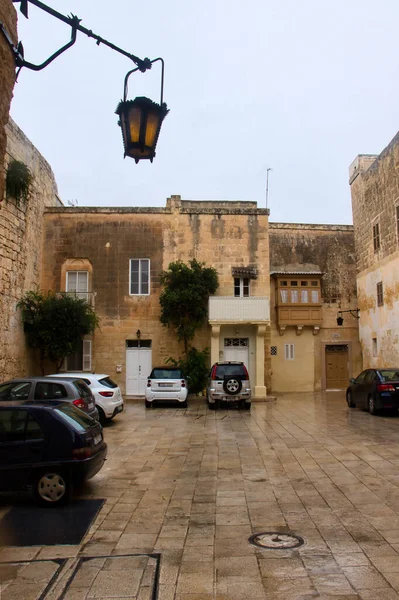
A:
271 346 277 356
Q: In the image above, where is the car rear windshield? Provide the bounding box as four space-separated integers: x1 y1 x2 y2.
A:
380 370 399 382
73 380 92 398
99 377 118 389
150 369 184 379
216 365 247 378
55 404 94 433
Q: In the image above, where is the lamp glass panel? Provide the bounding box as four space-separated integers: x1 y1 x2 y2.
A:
144 110 161 148
128 107 142 143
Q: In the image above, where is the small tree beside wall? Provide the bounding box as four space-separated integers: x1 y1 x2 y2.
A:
159 259 219 356
18 290 99 374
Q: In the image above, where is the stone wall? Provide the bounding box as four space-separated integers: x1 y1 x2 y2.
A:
350 134 399 367
0 0 17 203
0 118 61 380
268 223 361 391
41 196 270 392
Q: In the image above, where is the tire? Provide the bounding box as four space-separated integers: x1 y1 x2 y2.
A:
145 400 152 408
368 395 377 415
35 471 71 506
223 377 242 395
97 406 106 424
243 402 251 410
180 400 188 408
208 402 216 410
346 391 356 408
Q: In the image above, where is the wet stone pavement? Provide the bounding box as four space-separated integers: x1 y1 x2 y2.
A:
4 392 399 598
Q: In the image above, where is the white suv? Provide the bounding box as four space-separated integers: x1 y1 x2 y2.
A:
46 373 123 423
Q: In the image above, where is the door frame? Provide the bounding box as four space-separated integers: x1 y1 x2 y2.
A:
321 340 352 391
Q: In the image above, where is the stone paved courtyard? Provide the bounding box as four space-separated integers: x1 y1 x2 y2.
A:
4 392 399 598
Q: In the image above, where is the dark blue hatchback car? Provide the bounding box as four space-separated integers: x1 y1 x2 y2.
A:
0 401 107 505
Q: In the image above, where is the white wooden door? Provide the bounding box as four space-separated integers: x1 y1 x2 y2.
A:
126 348 152 395
224 346 249 368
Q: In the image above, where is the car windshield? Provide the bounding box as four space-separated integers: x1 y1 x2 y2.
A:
216 365 246 378
151 369 183 379
55 404 94 432
379 370 399 382
99 377 118 389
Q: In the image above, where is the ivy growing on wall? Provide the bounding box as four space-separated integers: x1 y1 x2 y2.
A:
5 159 32 205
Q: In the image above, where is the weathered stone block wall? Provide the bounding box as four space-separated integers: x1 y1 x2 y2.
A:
350 134 399 368
268 223 361 391
42 196 270 392
0 0 16 203
0 119 60 379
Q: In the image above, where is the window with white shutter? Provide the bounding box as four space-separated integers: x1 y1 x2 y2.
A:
82 340 92 371
284 344 295 360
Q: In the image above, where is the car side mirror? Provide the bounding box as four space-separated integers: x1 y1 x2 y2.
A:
350 378 356 384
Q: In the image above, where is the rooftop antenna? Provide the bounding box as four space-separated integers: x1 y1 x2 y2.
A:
266 167 272 210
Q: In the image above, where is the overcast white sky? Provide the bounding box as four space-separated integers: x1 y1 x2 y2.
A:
9 0 399 223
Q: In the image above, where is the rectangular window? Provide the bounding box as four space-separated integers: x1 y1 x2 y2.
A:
311 290 319 303
66 271 88 300
284 344 295 360
83 340 92 371
372 337 378 357
301 289 309 303
311 281 318 287
301 281 308 287
129 259 150 295
373 223 380 252
234 277 250 297
280 290 288 303
377 282 384 306
291 281 298 286
291 290 299 303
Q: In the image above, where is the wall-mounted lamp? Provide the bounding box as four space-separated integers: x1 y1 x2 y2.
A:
5 0 168 163
136 329 141 339
336 309 360 326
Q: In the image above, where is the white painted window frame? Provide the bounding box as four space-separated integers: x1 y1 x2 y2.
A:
284 343 295 360
129 259 150 296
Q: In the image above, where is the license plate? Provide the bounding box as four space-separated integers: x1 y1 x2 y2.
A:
159 383 173 387
93 434 102 445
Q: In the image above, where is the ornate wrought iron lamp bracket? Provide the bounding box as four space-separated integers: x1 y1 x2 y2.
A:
2 0 152 78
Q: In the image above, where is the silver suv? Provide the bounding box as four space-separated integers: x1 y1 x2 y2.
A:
206 362 251 410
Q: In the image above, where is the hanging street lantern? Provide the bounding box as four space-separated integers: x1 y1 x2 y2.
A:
116 58 169 163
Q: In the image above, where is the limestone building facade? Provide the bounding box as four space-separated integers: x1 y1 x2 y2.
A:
269 223 361 392
41 197 270 398
349 132 399 367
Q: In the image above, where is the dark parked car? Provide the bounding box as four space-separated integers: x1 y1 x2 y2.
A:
0 377 99 421
0 401 107 505
346 368 399 414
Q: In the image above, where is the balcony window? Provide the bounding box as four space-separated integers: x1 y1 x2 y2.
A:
66 271 89 301
280 289 288 303
234 277 250 297
301 289 309 303
291 290 299 303
311 290 319 303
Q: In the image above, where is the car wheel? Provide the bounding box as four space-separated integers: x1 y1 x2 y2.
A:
180 400 188 408
243 402 251 410
223 377 242 395
346 391 356 408
368 395 377 415
35 471 71 506
145 400 152 408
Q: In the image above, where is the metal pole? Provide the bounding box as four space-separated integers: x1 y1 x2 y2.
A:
266 167 272 210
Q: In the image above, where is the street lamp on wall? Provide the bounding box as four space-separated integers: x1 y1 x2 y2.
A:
116 59 169 163
5 0 169 163
336 309 360 326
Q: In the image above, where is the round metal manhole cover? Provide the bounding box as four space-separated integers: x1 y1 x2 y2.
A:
249 532 305 549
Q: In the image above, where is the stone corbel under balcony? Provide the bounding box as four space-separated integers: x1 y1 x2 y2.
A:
313 326 320 335
278 325 286 336
296 326 303 336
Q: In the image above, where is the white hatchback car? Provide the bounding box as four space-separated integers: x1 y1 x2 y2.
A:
46 373 124 423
